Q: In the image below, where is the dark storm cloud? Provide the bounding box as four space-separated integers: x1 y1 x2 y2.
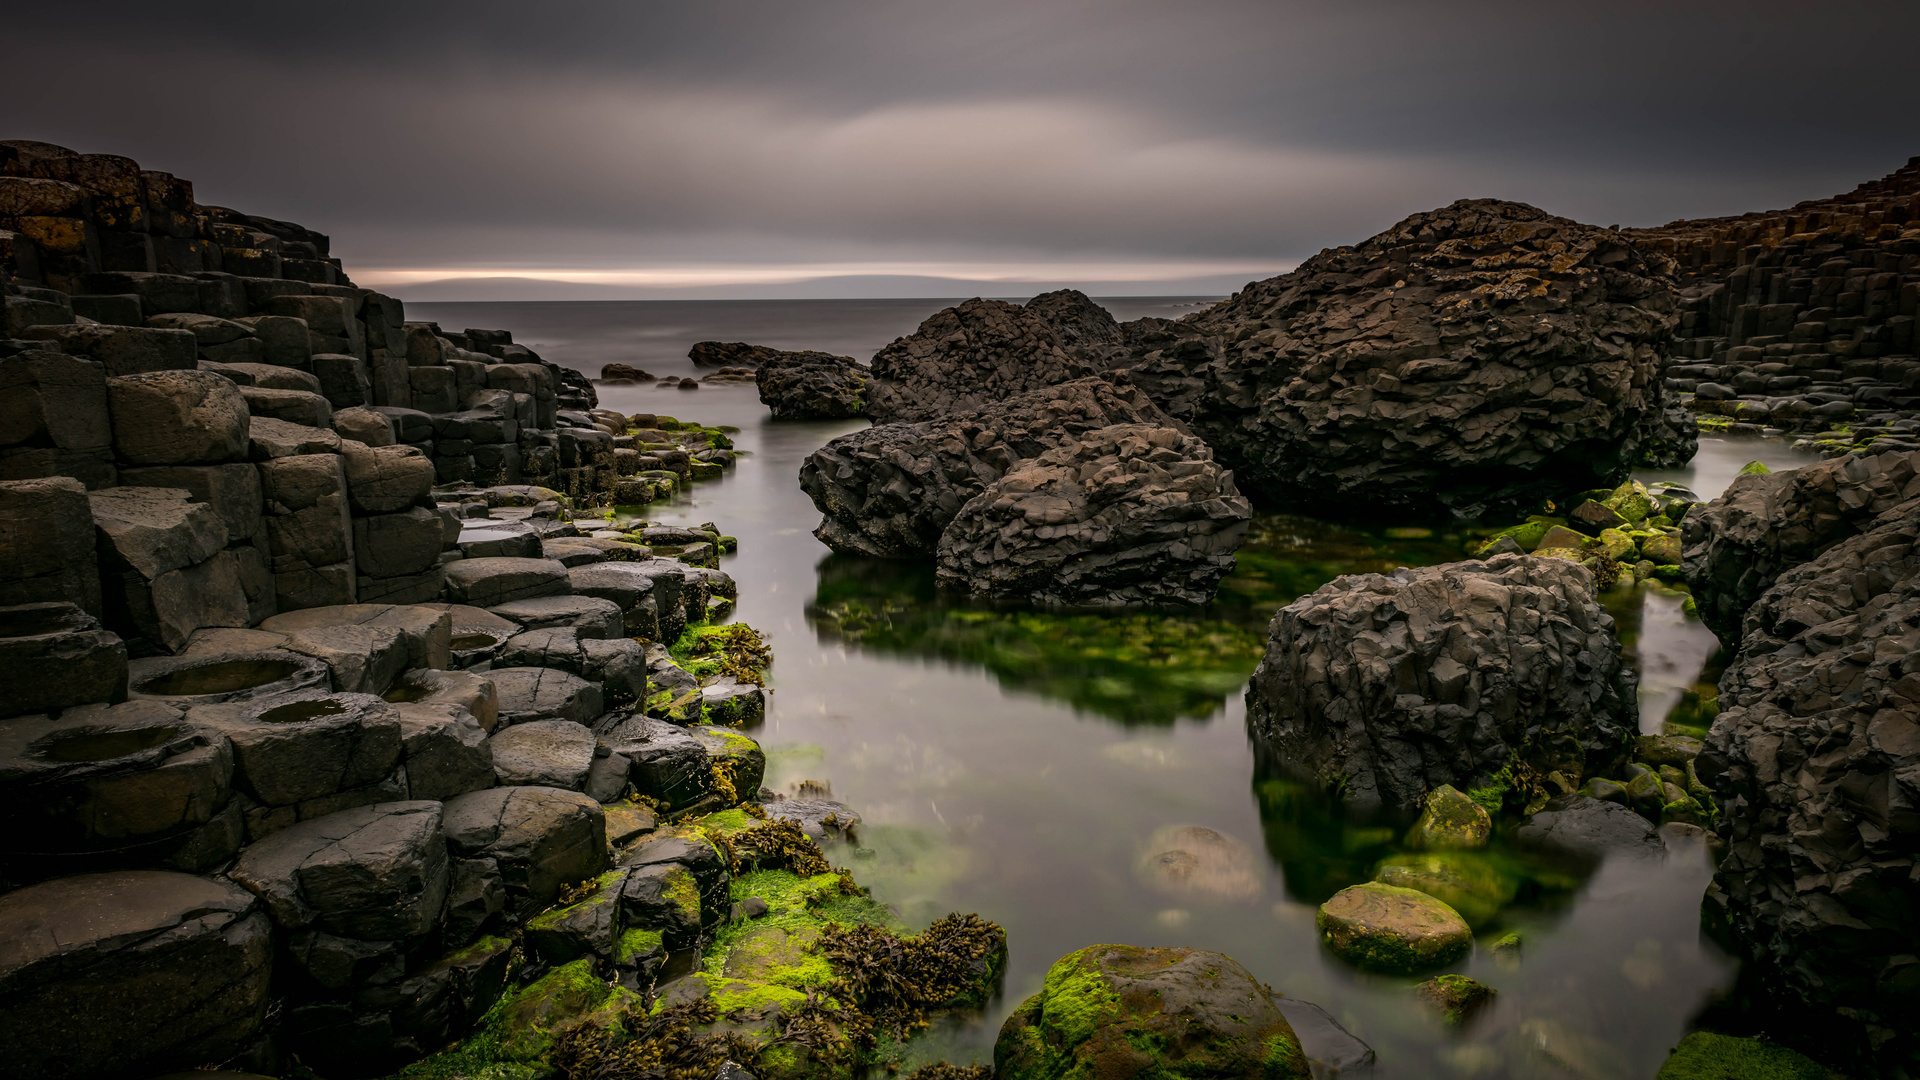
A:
9 1 1919 295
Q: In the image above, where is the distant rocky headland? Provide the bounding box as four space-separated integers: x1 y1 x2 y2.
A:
3 137 1919 1080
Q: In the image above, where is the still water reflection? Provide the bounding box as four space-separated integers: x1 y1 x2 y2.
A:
581 377 1812 1077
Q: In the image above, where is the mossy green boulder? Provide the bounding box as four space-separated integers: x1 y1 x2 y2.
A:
1414 973 1495 1026
1605 480 1656 524
1316 883 1471 973
1642 533 1683 566
1370 851 1518 928
1737 460 1774 477
1536 525 1592 551
1655 1032 1835 1080
1597 528 1638 561
1403 784 1491 850
994 944 1310 1080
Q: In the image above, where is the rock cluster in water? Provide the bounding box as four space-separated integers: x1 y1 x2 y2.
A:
1245 553 1638 814
753 349 869 420
866 297 1098 423
1687 449 1920 1074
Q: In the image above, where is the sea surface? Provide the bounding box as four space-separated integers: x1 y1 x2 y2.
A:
414 299 1823 1078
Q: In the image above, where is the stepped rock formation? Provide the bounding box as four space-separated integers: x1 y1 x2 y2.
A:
1116 200 1680 518
1689 459 1920 1075
1245 554 1637 814
1629 157 1920 453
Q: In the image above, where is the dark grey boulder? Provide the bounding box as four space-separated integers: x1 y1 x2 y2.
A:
229 800 449 939
866 297 1098 424
443 556 570 607
489 593 625 639
1246 554 1637 814
1023 289 1122 352
392 702 495 801
755 350 868 420
0 870 273 1080
602 714 709 810
186 690 403 810
385 667 500 732
106 369 251 465
442 785 607 913
128 648 329 706
1513 794 1664 866
934 422 1251 605
487 718 596 791
443 857 506 945
1682 449 1918 644
496 626 648 703
1275 997 1376 1076
1115 200 1679 518
800 376 1169 558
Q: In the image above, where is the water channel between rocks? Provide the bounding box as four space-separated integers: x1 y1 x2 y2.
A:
414 300 1822 1079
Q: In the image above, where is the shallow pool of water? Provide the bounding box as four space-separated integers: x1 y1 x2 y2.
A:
585 377 1815 1077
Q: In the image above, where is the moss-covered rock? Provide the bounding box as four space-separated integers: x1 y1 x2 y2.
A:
497 959 633 1063
1403 784 1491 850
1370 851 1518 928
994 944 1310 1080
1655 1032 1836 1080
1642 532 1683 566
1597 527 1638 561
1316 882 1471 973
1605 480 1656 524
1415 974 1495 1026
1736 459 1773 477
1536 525 1593 551
1635 734 1703 766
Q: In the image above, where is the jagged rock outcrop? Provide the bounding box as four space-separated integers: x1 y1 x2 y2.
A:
1694 487 1920 1075
688 341 781 369
1682 450 1920 644
1023 288 1122 352
1245 554 1637 814
934 423 1250 605
754 350 868 420
1118 200 1679 517
866 298 1098 423
799 376 1169 557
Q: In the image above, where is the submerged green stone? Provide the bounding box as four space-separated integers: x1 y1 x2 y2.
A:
1655 1032 1834 1080
1316 882 1472 973
1404 784 1492 850
1371 851 1518 928
1415 973 1496 1026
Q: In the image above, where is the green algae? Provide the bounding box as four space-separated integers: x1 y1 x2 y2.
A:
1656 1032 1837 1080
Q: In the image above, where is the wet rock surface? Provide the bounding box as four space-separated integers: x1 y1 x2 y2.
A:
1117 200 1679 517
934 422 1251 605
1246 554 1637 814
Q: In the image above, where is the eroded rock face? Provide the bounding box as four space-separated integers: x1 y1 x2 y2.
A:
1694 490 1920 1074
1023 288 1122 353
799 376 1169 558
994 944 1310 1080
1118 200 1679 517
866 298 1098 424
1245 554 1637 814
1682 450 1920 645
755 350 868 420
934 422 1250 605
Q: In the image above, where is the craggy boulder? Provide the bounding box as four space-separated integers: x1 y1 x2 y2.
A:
866 297 1097 423
106 369 250 465
1119 200 1679 518
995 944 1310 1080
755 350 868 420
228 800 450 939
934 422 1250 605
1246 554 1637 814
442 785 608 913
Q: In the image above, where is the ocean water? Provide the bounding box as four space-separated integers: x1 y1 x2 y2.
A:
413 299 1821 1077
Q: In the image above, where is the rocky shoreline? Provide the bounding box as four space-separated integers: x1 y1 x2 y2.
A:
3 135 1918 1080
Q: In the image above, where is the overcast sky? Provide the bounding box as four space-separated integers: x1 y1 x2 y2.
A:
9 0 1919 298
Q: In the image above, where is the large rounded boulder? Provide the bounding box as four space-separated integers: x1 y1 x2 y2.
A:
755 350 869 420
1120 199 1679 518
866 298 1098 423
994 944 1310 1079
935 423 1251 606
1245 553 1636 814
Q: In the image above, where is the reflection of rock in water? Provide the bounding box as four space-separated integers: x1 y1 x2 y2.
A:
1136 825 1261 901
1601 581 1722 735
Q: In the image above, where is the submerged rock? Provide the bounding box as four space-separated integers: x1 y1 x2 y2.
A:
1654 1032 1833 1080
1403 783 1491 850
1371 851 1517 928
994 944 1310 1080
1116 199 1679 518
934 422 1251 606
755 350 868 420
1316 881 1472 973
1512 794 1663 867
1415 974 1496 1026
866 298 1097 424
1245 554 1637 814
1134 825 1260 901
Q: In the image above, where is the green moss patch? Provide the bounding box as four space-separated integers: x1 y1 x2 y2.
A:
1656 1032 1836 1080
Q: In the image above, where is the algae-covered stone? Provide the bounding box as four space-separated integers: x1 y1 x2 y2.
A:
524 868 628 966
1605 480 1656 524
1736 460 1773 477
1655 1031 1834 1080
497 958 632 1062
1642 533 1683 566
1415 974 1495 1026
1598 528 1638 562
1536 525 1592 551
1403 784 1491 850
1316 882 1471 973
1370 852 1517 928
1635 734 1703 767
994 944 1310 1080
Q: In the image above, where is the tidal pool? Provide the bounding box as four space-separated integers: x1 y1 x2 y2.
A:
586 379 1816 1078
